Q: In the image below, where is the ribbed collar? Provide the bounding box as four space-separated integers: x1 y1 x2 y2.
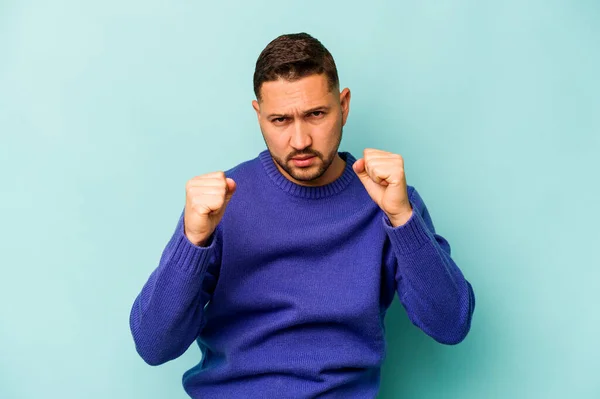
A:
258 149 357 199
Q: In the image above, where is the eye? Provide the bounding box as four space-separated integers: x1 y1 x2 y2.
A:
272 117 287 124
310 111 324 117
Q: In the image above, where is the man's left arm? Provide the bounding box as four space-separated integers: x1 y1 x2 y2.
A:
353 148 475 344
382 187 475 344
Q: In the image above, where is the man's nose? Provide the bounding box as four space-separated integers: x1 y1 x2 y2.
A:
290 120 312 150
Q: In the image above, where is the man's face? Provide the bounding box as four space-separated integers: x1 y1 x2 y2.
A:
252 73 351 186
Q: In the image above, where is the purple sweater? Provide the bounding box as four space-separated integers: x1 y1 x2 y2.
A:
129 149 475 398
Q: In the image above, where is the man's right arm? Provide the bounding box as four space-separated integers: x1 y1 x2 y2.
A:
128 211 221 365
129 171 235 365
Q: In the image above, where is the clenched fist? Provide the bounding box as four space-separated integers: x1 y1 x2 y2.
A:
352 148 413 227
184 171 236 246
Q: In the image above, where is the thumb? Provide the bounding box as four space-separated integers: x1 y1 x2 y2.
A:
225 178 237 202
353 158 384 204
352 158 370 185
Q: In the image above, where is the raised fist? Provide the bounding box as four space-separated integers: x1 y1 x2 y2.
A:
183 171 236 246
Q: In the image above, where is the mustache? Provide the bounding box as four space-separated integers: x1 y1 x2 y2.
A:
287 150 322 162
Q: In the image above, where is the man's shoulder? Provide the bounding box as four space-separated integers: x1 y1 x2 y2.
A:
223 151 264 180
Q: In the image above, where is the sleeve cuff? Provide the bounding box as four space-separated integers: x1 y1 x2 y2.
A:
382 202 434 254
162 218 219 276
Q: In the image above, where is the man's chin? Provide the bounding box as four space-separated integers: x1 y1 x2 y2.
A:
289 168 328 182
289 169 317 182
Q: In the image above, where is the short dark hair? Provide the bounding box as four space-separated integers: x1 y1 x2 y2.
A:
253 32 340 101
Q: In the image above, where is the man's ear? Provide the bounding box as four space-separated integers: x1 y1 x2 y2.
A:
252 100 261 120
339 88 351 126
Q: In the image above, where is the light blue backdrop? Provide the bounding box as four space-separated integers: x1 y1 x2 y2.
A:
1 1 598 398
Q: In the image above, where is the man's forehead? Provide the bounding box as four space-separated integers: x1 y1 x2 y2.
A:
259 74 335 112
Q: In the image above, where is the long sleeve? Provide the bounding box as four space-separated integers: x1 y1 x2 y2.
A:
129 210 222 365
382 187 475 345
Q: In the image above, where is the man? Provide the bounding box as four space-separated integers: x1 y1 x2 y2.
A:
129 32 475 398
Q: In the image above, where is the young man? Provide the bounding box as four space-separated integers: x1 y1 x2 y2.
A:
129 32 475 398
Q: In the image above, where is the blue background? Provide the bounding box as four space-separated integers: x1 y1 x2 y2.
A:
1 1 598 398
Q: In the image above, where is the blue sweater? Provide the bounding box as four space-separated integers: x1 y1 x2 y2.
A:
129 149 475 398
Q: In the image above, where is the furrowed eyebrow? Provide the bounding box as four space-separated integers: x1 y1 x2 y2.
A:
266 106 330 119
266 113 290 119
303 106 330 115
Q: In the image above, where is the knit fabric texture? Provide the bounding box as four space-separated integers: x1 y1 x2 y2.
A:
129 149 476 398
